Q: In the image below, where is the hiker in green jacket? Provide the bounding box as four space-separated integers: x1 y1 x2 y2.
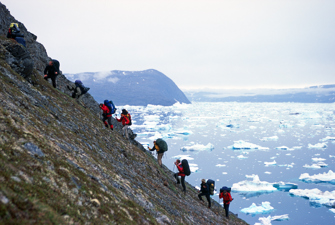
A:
148 139 167 167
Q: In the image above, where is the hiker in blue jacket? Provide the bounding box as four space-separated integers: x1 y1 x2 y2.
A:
198 179 211 208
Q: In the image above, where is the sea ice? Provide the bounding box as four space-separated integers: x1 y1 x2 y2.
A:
180 143 214 152
255 214 289 225
215 164 226 167
303 162 328 169
312 158 326 162
237 155 248 159
299 170 335 183
189 163 199 173
260 136 278 141
308 143 327 149
330 208 335 214
264 160 276 166
232 175 277 193
320 136 335 142
171 155 194 160
289 188 335 207
227 140 269 150
330 155 335 158
240 201 274 214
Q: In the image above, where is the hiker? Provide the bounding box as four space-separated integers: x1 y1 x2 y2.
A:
198 179 211 208
7 23 26 47
219 188 233 219
99 100 115 130
44 60 60 88
67 80 90 101
174 159 186 192
148 139 168 167
116 109 131 138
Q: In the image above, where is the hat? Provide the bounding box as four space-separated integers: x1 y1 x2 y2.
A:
201 179 206 183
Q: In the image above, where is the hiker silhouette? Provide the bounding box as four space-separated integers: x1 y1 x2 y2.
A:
99 100 114 130
174 159 186 192
7 23 26 47
44 60 60 88
116 109 131 138
148 139 167 167
198 179 211 208
219 187 233 219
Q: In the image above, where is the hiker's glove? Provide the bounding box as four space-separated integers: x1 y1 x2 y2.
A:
44 75 47 77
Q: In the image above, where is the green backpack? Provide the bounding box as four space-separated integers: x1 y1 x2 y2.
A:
155 139 168 152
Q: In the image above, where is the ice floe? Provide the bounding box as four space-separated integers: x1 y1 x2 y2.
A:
232 175 277 193
215 164 226 167
255 214 289 225
189 163 199 173
240 201 274 214
299 170 335 184
303 162 328 169
320 136 335 142
308 143 327 149
260 136 278 141
227 140 269 150
330 208 335 214
180 143 214 152
264 160 276 166
171 155 194 160
289 188 335 207
237 155 248 159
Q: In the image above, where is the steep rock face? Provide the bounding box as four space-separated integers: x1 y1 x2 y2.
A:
0 3 247 224
66 70 191 106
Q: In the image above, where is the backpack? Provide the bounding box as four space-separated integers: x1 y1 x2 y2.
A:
155 138 168 152
181 159 191 176
104 100 115 115
109 100 117 114
207 179 215 195
52 59 60 73
220 186 231 193
126 113 132 125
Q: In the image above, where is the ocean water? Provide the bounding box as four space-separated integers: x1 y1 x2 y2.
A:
121 102 335 225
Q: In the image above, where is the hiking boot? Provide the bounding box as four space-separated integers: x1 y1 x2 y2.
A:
176 181 180 184
105 124 108 128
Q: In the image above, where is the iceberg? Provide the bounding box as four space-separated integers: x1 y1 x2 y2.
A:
289 188 335 207
320 136 335 142
227 140 269 150
232 175 277 193
260 136 278 141
312 158 326 162
272 182 298 191
303 162 328 169
215 164 226 167
299 170 335 184
180 143 214 152
255 214 289 225
240 201 274 214
330 208 335 214
308 143 327 149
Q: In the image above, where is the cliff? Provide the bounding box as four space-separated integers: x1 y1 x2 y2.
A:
66 70 191 106
0 2 247 224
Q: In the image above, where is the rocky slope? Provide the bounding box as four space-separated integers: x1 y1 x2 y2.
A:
66 70 191 106
0 2 248 225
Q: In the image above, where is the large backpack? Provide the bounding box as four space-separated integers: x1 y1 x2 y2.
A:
104 100 115 115
109 100 117 114
52 59 60 73
155 138 168 152
220 186 231 193
207 179 215 195
75 80 90 94
181 159 191 176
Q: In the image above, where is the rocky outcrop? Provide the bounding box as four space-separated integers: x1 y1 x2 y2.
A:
0 2 247 225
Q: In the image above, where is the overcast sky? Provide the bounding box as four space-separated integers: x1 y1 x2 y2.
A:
3 0 335 90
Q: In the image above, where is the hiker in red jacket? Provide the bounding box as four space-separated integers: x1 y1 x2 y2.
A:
174 159 186 192
219 190 233 219
99 102 113 130
116 109 131 139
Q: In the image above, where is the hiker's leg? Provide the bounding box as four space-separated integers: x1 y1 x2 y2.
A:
181 176 186 191
157 153 163 166
224 204 229 218
206 194 211 208
51 76 57 88
102 116 108 127
174 173 180 183
198 193 204 201
123 125 129 138
107 117 113 130
75 87 82 99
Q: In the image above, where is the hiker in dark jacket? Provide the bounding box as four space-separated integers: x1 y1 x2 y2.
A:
116 109 130 139
198 179 211 208
99 100 114 130
148 139 166 167
219 190 233 219
174 159 186 192
44 60 59 88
